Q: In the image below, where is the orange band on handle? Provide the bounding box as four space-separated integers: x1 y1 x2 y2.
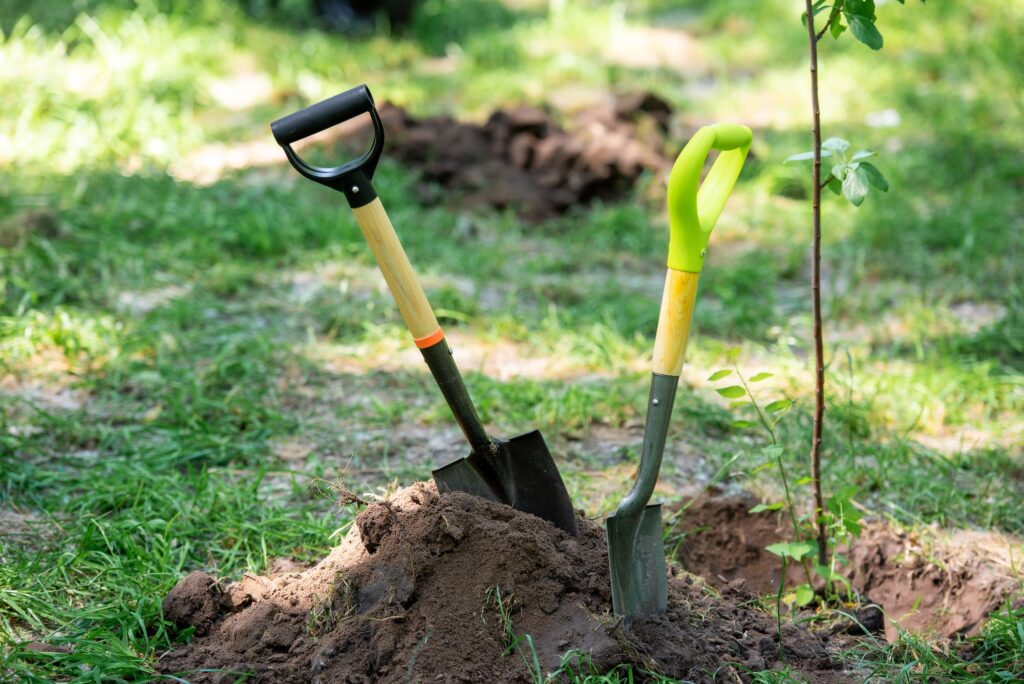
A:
414 328 445 349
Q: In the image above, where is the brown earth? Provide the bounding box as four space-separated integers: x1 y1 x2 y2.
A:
676 490 1022 642
373 91 673 219
159 482 850 683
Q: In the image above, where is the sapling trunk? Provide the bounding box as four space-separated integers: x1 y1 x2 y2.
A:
804 0 829 570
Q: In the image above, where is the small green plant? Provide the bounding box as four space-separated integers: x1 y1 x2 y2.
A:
709 362 817 616
710 358 864 613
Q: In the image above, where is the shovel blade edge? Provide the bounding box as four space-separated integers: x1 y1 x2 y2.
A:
606 504 668 618
432 457 505 504
432 430 578 536
499 430 578 536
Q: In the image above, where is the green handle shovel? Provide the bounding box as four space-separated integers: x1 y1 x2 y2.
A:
606 123 752 618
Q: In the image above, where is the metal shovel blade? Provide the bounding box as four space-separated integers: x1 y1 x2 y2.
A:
433 429 578 536
606 503 667 618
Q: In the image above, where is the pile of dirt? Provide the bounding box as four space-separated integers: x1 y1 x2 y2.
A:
159 482 843 682
676 490 1022 642
374 92 673 219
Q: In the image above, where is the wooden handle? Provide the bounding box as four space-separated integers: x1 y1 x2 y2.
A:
352 198 441 344
651 269 699 376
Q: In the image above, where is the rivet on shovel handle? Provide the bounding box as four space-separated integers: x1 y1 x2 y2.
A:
607 124 752 618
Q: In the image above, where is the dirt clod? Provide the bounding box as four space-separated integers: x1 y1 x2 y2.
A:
159 482 841 683
163 571 222 636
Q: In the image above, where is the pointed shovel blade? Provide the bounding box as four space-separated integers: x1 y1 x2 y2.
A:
433 429 578 536
606 503 667 618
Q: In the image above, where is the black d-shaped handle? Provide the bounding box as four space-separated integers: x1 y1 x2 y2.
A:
270 84 385 208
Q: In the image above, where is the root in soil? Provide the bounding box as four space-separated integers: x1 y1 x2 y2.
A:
159 482 845 683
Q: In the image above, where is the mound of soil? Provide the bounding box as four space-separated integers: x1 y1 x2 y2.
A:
159 483 844 683
374 92 672 219
677 490 1021 642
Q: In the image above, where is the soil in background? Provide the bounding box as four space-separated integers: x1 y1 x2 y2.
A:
159 482 848 683
373 92 673 219
676 490 1022 642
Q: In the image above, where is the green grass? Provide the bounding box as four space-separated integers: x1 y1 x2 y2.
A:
1 0 1022 681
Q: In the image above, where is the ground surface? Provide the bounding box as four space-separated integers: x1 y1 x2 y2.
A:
1 0 1022 681
158 483 845 683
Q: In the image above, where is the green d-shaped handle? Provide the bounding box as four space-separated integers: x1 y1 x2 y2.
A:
666 123 752 273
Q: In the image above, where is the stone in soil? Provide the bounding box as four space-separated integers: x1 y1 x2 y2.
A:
159 482 844 683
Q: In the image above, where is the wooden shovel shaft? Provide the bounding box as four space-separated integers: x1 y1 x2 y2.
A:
352 198 442 344
350 197 491 454
651 269 699 377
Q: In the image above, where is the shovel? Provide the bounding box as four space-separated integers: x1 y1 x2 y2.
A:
271 85 577 536
607 123 752 617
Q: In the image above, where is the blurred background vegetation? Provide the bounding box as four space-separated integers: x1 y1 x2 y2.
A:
0 0 1021 680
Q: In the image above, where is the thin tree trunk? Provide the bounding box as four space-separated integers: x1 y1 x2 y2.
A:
804 0 829 570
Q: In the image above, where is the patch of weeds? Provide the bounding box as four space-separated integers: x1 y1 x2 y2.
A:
746 667 810 683
485 585 543 683
849 602 1024 681
307 572 357 639
550 649 677 683
0 436 342 680
953 293 1024 370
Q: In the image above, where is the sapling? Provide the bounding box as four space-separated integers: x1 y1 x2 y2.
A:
787 0 918 572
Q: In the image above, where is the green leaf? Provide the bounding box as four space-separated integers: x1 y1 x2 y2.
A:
851 149 876 161
707 369 732 381
842 165 870 206
830 16 846 39
859 161 889 191
845 0 877 19
827 177 842 195
814 564 834 579
730 419 757 429
763 445 784 459
784 150 831 163
831 163 849 181
766 541 817 561
821 137 850 156
846 12 883 49
795 584 816 607
765 399 794 413
800 1 830 27
716 385 746 399
749 502 784 513
749 372 773 382
833 485 859 501
794 476 813 486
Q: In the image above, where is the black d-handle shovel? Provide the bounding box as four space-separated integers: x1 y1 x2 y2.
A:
271 85 577 536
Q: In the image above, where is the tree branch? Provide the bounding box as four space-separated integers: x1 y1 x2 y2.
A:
816 2 844 43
